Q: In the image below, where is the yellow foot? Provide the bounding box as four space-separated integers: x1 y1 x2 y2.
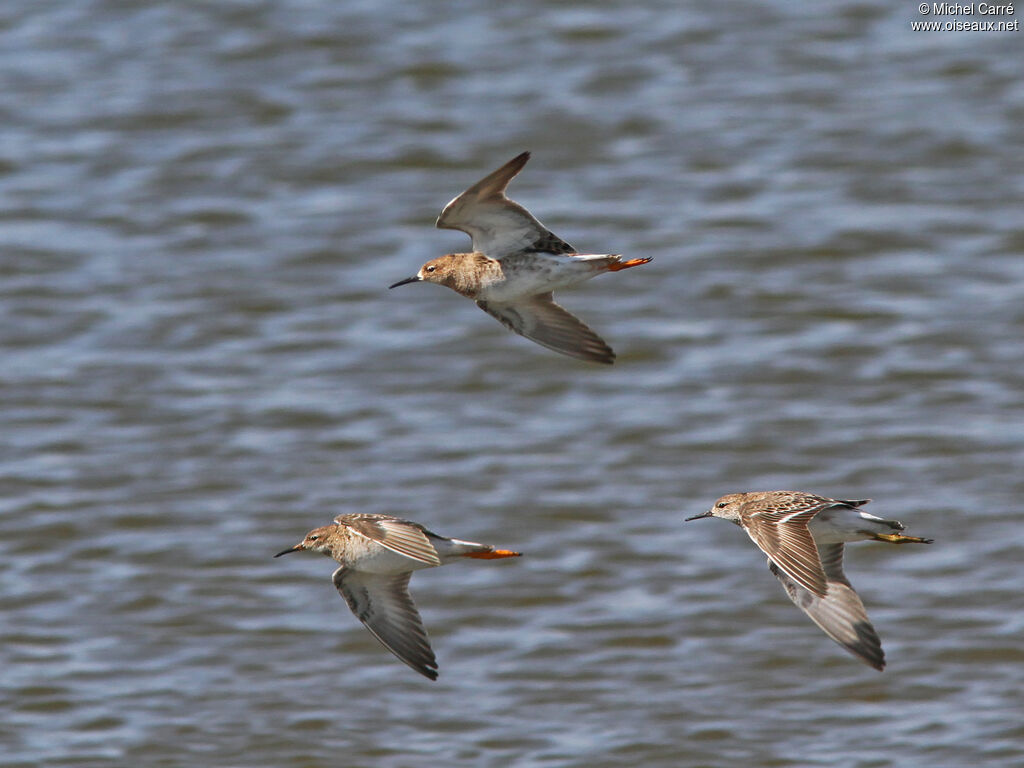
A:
606 257 653 272
873 533 934 544
464 549 522 559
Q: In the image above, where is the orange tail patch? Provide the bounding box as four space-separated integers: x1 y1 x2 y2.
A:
463 548 522 559
606 257 652 272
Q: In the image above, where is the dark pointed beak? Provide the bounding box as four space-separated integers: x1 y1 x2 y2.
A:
274 543 304 558
685 510 714 521
389 276 421 289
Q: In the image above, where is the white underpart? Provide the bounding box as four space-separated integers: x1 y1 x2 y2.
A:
476 253 613 302
348 542 439 575
809 506 892 545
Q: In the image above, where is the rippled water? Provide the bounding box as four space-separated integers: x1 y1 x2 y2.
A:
2 1 1023 766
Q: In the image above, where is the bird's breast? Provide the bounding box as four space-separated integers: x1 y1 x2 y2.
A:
477 254 593 301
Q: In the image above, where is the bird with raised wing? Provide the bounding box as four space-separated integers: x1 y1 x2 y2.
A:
389 152 651 364
686 491 932 670
275 513 520 680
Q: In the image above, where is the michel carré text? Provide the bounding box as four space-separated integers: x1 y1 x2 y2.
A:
930 2 1015 13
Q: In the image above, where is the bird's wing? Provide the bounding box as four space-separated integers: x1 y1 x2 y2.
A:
333 568 438 680
769 543 885 671
477 293 615 364
743 504 829 598
337 514 442 566
835 498 871 508
436 152 575 259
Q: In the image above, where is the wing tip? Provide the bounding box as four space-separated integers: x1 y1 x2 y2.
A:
576 343 616 365
554 341 616 365
850 622 886 671
489 150 532 191
386 640 440 681
418 664 440 681
837 640 885 672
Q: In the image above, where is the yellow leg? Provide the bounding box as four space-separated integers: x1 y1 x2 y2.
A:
872 533 934 544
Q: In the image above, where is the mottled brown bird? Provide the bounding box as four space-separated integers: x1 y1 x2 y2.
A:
276 513 520 680
390 152 650 364
687 491 932 670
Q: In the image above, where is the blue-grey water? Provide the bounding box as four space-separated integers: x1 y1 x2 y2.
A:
1 1 1022 766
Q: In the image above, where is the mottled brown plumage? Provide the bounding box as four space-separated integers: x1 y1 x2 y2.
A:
275 513 520 680
687 491 932 670
389 152 650 363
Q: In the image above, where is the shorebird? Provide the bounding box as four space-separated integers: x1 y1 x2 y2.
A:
389 152 651 364
686 491 933 670
275 513 520 680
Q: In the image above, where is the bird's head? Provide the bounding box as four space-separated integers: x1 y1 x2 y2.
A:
274 524 336 558
686 493 747 524
389 253 483 292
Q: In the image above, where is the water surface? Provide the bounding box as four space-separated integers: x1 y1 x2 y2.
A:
1 1 1022 766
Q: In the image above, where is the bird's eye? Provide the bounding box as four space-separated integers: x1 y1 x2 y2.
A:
425 265 436 273
308 534 320 542
716 502 727 509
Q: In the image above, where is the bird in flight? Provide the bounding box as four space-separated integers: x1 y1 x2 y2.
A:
276 513 520 680
687 491 933 670
390 152 651 364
